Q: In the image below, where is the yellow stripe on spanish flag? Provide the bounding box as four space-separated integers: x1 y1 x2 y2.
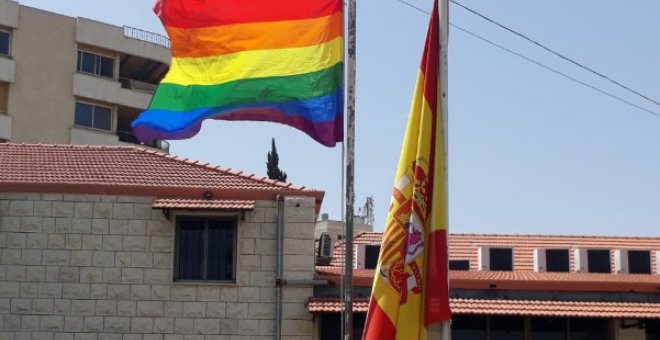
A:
363 0 450 339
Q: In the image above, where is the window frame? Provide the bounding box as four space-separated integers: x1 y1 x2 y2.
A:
587 249 611 273
489 247 513 271
74 101 114 132
76 50 115 79
364 245 380 270
545 249 570 272
173 214 238 283
449 259 470 271
0 29 10 57
628 250 651 274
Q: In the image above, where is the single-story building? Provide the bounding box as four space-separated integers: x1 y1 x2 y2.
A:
312 232 660 340
0 143 323 340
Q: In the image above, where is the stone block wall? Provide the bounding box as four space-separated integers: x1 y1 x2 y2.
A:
0 193 317 340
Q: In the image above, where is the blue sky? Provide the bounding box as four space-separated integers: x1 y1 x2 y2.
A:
18 0 660 236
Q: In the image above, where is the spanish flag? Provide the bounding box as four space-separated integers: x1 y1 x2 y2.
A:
132 0 344 147
362 1 450 339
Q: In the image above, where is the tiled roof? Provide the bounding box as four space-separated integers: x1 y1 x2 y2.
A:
321 232 660 292
315 267 660 292
307 297 370 313
330 232 660 271
307 297 660 319
0 144 323 205
152 198 255 210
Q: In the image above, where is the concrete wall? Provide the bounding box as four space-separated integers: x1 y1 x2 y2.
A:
0 0 19 29
9 6 77 144
0 193 317 339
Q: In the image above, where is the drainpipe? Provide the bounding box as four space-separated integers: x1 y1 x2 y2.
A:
275 195 285 340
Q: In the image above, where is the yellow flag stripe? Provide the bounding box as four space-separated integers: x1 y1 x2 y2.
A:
162 37 343 86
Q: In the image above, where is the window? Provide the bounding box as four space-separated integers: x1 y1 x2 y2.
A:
490 248 513 271
364 245 380 270
75 102 112 131
587 249 611 273
531 317 567 340
0 30 9 56
628 250 651 274
0 82 8 113
449 260 470 271
175 217 236 282
570 318 611 340
452 315 487 340
490 316 524 340
545 249 570 272
77 51 114 78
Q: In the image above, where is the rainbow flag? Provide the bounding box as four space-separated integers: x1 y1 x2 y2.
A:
362 1 450 339
131 0 344 147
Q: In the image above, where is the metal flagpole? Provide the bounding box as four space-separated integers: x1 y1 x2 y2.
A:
438 0 450 338
428 0 450 338
343 0 357 338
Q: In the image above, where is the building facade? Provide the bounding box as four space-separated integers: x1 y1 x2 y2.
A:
0 0 170 150
312 232 660 340
0 143 322 339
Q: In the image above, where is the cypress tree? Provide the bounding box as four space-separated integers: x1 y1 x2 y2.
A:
266 138 288 182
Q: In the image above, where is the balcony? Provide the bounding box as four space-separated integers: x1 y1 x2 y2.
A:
117 130 170 153
73 73 152 109
0 57 15 83
119 77 157 94
70 126 169 153
116 105 169 153
76 18 170 65
0 113 12 141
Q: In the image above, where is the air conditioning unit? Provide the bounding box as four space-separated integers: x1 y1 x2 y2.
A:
316 232 333 266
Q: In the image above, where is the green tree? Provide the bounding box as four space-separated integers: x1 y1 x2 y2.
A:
266 138 288 182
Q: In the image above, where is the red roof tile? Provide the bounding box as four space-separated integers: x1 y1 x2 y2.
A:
152 198 255 210
315 267 660 292
307 297 660 319
321 232 660 292
0 144 323 206
330 232 660 272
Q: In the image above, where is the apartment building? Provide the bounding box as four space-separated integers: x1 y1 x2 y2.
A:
0 0 170 150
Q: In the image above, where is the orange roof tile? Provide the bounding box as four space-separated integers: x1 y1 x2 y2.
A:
330 232 660 272
152 198 255 210
321 232 660 292
0 144 323 206
307 297 660 319
315 267 660 292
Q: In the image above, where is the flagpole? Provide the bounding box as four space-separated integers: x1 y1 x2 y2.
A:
437 0 451 338
343 0 357 339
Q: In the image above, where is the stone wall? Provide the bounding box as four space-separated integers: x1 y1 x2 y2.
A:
0 193 317 340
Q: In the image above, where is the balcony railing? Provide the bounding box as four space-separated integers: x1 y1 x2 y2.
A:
123 26 170 49
117 130 170 153
119 77 157 94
